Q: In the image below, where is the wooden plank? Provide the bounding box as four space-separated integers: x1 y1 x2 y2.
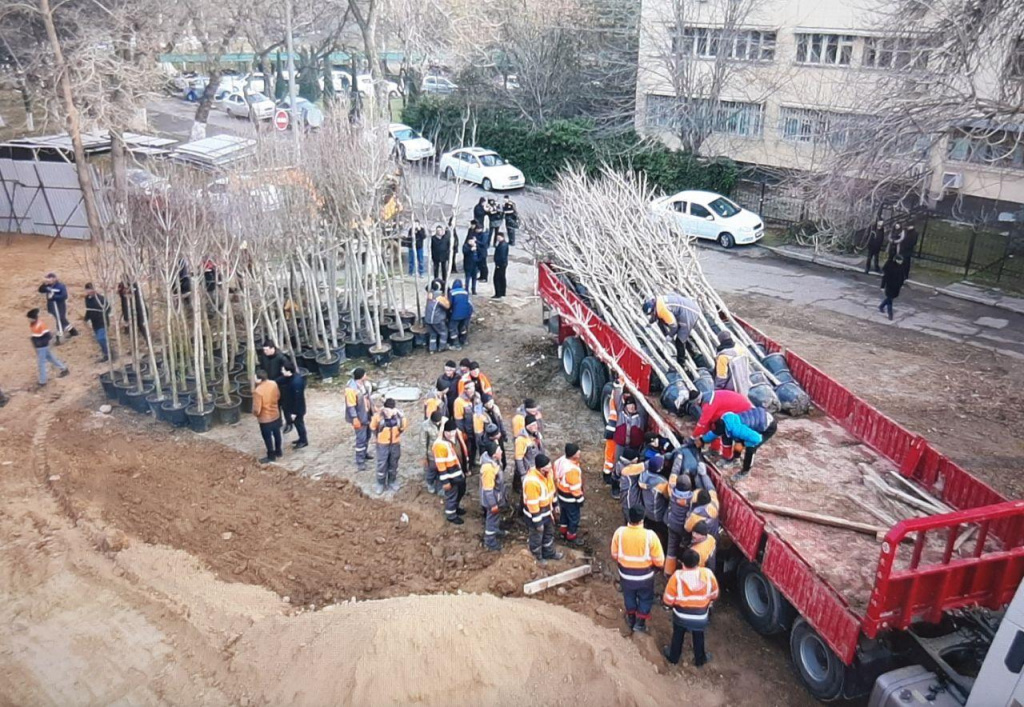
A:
523 564 592 595
843 493 898 527
752 501 887 538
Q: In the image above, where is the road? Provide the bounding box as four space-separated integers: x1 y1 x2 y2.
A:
147 97 1024 360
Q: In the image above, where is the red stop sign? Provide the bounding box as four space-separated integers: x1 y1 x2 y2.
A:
274 109 290 131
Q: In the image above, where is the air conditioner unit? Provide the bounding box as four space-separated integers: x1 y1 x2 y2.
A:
942 172 963 190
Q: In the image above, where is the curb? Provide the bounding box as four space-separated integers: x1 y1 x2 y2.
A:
757 244 1024 316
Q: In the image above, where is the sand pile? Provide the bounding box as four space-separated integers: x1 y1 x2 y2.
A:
231 593 719 706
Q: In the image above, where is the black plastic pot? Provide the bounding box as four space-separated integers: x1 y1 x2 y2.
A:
146 393 168 421
299 349 320 376
761 352 791 377
316 352 342 378
161 400 190 427
114 380 134 405
185 404 216 433
99 372 119 400
410 324 428 348
397 310 417 328
389 333 414 357
369 343 392 367
345 339 369 359
238 386 254 414
215 395 243 426
233 371 251 386
125 384 155 414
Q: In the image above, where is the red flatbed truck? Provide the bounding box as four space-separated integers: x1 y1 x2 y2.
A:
537 262 1024 701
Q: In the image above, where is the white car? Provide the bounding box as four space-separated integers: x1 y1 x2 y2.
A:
422 75 458 94
651 190 764 248
438 147 525 191
388 123 435 161
332 72 400 98
222 92 275 120
277 96 324 130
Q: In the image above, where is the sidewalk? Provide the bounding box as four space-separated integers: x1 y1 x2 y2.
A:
760 243 1024 316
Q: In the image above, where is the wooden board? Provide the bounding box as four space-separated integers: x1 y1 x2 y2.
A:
523 564 592 595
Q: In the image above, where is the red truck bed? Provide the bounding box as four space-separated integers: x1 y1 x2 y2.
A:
538 262 1024 665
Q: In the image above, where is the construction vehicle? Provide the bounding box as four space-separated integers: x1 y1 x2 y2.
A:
537 261 1024 701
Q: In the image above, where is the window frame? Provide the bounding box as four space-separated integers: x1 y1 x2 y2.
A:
795 33 857 67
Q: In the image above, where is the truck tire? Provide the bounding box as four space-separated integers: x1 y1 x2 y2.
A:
790 618 846 702
561 336 585 386
579 357 608 411
601 382 614 423
737 561 795 636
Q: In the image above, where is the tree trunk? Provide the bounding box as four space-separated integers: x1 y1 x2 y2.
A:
191 68 223 141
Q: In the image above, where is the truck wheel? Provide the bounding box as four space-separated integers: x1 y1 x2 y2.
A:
601 382 614 423
579 357 608 411
737 561 795 636
790 618 846 702
561 336 585 386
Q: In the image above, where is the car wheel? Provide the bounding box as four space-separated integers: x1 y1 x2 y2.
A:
718 232 736 249
790 618 846 701
482 178 493 192
444 167 455 181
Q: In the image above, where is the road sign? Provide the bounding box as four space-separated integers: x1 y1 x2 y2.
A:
274 109 290 131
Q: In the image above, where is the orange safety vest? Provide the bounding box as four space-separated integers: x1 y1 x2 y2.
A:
522 467 555 522
453 396 473 429
610 525 665 581
424 396 444 420
691 536 717 569
663 567 719 622
554 455 584 501
433 438 463 481
370 411 407 444
457 371 493 398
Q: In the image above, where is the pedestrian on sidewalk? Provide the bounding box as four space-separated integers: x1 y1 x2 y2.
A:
611 505 665 633
370 398 407 494
83 283 112 362
864 220 885 274
492 231 509 299
879 255 906 321
38 272 78 342
345 368 374 470
900 224 918 280
27 308 69 387
662 548 719 668
473 197 488 235
487 197 503 239
252 370 282 464
278 363 308 449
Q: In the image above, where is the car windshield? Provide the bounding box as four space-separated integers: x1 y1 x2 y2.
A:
248 93 269 103
394 128 419 141
479 153 506 167
708 197 741 218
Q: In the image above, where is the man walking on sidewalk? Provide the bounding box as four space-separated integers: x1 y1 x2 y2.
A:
345 368 374 471
252 370 282 464
27 308 69 387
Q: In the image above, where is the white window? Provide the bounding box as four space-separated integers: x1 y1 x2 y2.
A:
863 37 930 70
778 107 874 147
673 27 777 62
795 33 856 66
645 95 764 138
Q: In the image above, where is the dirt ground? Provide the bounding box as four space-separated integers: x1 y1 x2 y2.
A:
1 233 1021 706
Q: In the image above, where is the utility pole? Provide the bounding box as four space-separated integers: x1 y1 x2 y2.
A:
285 0 300 158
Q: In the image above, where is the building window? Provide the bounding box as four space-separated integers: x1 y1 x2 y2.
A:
673 27 777 62
778 107 875 147
863 37 930 70
795 33 856 66
646 95 765 138
947 129 1024 171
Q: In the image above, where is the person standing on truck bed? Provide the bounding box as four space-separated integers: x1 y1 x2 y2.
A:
611 505 665 634
643 293 701 362
662 548 719 668
700 408 777 481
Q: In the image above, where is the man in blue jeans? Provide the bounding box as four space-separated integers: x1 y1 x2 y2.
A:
28 308 69 386
83 283 111 362
403 220 427 277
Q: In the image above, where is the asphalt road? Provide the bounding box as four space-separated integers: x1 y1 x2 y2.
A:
147 97 1024 359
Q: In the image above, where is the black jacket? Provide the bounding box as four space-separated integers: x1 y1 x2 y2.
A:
473 203 487 226
260 350 289 380
881 259 906 298
402 226 427 249
431 230 451 262
437 372 459 415
84 293 110 331
503 203 519 228
866 226 885 253
494 241 509 267
901 229 918 258
278 373 307 416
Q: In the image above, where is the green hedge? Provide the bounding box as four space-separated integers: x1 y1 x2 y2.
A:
402 96 737 196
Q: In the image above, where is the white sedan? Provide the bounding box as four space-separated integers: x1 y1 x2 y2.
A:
651 190 764 248
438 147 525 191
388 123 435 161
222 92 275 120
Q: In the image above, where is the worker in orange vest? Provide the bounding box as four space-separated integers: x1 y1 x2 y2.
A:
664 474 694 575
662 548 719 667
344 368 374 471
603 377 624 494
369 398 408 495
554 443 585 544
512 398 543 438
689 520 717 571
433 420 468 524
610 505 665 633
479 440 506 551
523 454 563 565
457 360 494 402
453 381 477 469
424 380 447 420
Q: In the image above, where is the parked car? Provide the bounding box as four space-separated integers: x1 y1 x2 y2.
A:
276 96 324 130
650 189 764 248
388 123 435 161
222 92 275 121
421 75 458 95
331 72 400 98
438 147 525 191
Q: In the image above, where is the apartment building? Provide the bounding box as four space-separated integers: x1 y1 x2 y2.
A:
635 0 1024 217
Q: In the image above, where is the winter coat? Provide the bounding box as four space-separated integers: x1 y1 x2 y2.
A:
693 389 753 438
424 293 449 325
475 226 491 252
866 225 885 253
402 226 427 249
38 280 68 316
449 281 473 321
278 373 307 417
504 202 519 228
882 259 906 298
260 351 289 381
84 293 111 331
431 230 451 262
494 241 509 267
473 203 487 228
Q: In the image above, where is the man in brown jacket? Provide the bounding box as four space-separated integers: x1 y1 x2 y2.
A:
252 369 282 463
